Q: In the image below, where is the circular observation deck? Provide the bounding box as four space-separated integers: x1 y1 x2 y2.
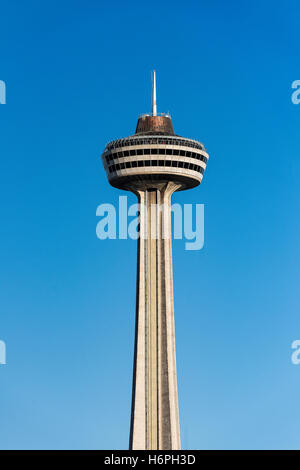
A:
101 115 209 192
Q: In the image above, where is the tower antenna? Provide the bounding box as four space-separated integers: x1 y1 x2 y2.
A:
152 70 157 116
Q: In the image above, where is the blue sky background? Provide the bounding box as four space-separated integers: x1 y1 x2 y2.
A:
0 0 300 450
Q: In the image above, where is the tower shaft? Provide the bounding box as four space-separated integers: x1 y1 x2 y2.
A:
129 183 181 450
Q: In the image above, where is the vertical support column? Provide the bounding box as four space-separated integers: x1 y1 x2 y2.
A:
129 183 181 450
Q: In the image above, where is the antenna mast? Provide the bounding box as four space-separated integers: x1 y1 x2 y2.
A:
152 70 157 116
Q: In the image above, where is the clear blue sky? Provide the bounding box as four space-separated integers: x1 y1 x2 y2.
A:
0 0 300 450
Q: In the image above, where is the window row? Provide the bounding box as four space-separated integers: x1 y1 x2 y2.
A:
106 137 204 151
108 160 204 174
105 148 207 164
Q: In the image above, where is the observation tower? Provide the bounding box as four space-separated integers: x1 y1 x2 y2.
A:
101 71 209 450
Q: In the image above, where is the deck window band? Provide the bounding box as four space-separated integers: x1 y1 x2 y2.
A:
108 160 204 174
106 149 207 163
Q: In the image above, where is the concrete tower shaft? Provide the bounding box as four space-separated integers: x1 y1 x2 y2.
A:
129 183 181 450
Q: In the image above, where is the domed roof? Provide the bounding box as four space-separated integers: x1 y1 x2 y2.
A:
135 114 174 135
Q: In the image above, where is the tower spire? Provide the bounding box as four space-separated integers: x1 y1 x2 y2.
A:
152 70 157 116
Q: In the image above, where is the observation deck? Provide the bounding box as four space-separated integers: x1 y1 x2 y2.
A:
102 114 209 192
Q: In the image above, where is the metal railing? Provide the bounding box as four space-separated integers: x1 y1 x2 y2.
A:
105 136 205 152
